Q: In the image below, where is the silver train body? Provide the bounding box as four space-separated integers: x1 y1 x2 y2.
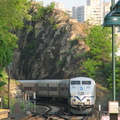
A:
18 77 96 112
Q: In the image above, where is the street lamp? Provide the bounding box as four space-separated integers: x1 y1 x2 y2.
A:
103 0 120 101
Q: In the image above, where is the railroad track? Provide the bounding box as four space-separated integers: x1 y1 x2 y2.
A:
20 102 98 120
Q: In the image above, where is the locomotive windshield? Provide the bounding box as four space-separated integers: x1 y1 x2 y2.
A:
71 81 80 85
82 81 91 85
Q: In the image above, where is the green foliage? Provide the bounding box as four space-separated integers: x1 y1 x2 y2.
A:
70 38 78 48
48 16 59 29
107 60 120 92
52 24 59 29
82 58 96 78
0 81 6 90
0 81 6 87
26 25 33 33
0 73 2 77
32 5 46 20
2 95 8 109
64 12 69 17
0 0 31 72
0 0 31 30
82 24 120 92
32 2 55 20
49 17 55 25
32 2 55 30
0 70 9 82
82 25 112 84
46 2 55 13
74 54 81 59
86 25 112 62
115 60 120 91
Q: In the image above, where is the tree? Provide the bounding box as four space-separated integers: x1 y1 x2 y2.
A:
107 59 120 91
82 25 112 84
86 25 112 62
82 58 96 78
0 0 31 72
82 24 120 93
32 2 55 20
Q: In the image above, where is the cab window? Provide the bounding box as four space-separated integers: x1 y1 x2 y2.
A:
82 81 91 85
71 81 80 85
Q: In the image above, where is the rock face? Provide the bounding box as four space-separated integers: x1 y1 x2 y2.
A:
12 10 89 80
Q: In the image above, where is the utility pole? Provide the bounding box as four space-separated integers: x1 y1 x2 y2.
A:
8 77 10 109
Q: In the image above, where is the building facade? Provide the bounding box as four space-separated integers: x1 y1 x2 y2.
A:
72 0 111 25
55 3 65 11
54 3 72 18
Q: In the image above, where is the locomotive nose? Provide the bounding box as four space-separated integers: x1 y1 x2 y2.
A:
86 99 90 105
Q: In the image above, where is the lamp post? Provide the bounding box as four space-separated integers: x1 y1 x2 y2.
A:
103 1 120 119
112 25 116 101
111 0 115 101
103 0 120 101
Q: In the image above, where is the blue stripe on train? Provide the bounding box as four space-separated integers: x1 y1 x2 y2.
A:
71 96 94 101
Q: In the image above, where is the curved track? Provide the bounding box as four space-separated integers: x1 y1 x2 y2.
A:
20 102 97 120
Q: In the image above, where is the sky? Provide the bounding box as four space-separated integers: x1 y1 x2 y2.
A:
36 0 118 9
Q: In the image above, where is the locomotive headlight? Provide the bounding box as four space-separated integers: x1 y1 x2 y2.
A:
78 92 84 95
72 99 76 102
87 99 90 101
87 99 90 105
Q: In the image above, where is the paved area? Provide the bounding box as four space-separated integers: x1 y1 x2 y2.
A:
4 106 47 120
4 113 28 120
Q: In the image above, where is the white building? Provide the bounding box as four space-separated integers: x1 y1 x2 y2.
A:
72 6 78 19
55 3 65 11
87 0 99 6
72 0 111 25
55 3 72 18
64 9 72 18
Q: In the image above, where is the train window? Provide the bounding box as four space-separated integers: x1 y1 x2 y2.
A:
82 81 91 85
71 81 80 85
38 86 48 91
61 87 65 91
24 87 33 91
49 87 57 91
61 87 68 91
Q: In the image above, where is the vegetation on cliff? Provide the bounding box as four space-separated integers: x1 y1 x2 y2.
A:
32 2 55 20
0 0 31 75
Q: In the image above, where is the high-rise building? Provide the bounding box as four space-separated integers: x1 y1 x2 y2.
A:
87 0 99 6
72 7 78 19
72 0 111 25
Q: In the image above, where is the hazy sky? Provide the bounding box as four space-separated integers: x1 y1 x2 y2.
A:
36 0 118 9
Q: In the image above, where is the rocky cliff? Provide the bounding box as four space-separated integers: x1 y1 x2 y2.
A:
11 9 89 80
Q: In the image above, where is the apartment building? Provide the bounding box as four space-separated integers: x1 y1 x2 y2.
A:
55 3 65 11
72 0 111 25
54 3 72 18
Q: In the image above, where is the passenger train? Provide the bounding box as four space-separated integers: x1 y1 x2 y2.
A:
18 77 96 114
